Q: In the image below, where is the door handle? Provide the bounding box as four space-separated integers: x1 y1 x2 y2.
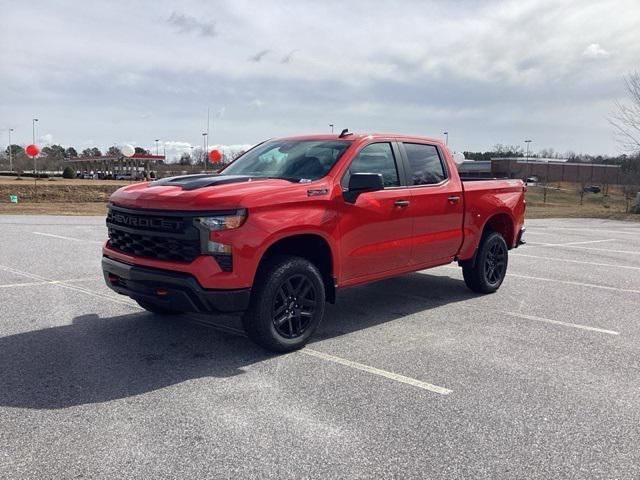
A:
394 199 410 207
447 195 461 203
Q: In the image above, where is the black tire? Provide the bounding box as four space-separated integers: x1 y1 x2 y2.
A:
135 299 182 315
462 231 509 294
242 255 326 352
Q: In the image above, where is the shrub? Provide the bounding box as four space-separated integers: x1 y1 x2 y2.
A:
62 166 76 179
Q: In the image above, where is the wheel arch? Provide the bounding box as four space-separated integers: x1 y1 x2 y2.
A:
459 211 516 269
256 233 337 303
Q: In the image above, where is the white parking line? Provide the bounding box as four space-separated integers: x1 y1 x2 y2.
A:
528 239 615 247
0 264 137 307
511 253 640 271
32 232 103 244
0 278 93 289
525 243 640 255
503 311 619 335
301 348 452 395
534 227 640 236
508 273 640 294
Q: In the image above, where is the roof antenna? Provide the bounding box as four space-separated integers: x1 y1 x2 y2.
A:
339 128 353 138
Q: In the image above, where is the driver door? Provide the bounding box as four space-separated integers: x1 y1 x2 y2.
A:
337 142 413 283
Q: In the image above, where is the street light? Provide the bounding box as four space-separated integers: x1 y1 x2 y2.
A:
7 128 14 172
202 132 208 173
155 139 160 155
329 124 334 133
524 139 532 160
443 131 449 146
32 118 39 192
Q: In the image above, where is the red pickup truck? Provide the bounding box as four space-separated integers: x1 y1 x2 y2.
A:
103 132 525 351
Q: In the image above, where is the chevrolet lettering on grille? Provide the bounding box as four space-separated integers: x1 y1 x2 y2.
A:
109 212 183 232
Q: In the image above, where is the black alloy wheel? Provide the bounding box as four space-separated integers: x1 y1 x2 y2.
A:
242 255 326 352
462 231 509 294
272 274 318 339
484 240 507 286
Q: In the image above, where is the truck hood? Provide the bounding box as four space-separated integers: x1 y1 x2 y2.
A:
109 174 313 211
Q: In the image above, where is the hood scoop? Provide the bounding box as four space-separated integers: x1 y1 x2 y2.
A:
150 174 253 191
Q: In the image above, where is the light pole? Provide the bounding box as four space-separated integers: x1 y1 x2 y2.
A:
32 118 39 192
524 139 532 160
443 131 449 146
7 128 13 172
202 132 208 173
329 124 334 133
155 139 159 155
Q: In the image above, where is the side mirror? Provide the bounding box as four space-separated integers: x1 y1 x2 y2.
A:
344 172 384 203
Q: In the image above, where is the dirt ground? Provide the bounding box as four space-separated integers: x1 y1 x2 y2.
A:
0 178 638 221
0 177 131 187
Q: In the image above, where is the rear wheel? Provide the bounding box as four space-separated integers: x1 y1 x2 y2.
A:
135 299 182 315
242 255 325 352
462 231 508 294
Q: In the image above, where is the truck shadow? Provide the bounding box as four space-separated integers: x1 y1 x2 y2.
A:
0 272 474 410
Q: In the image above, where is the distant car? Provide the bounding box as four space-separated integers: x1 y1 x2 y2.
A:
116 173 144 180
525 176 539 184
583 185 601 193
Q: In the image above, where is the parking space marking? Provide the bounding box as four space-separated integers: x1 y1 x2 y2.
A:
525 243 640 255
533 227 640 236
508 273 640 294
0 264 138 307
0 277 94 289
511 253 640 271
398 291 619 336
301 348 452 395
32 232 103 244
503 311 619 335
528 239 615 247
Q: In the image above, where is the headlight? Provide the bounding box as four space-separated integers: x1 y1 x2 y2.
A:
195 209 247 231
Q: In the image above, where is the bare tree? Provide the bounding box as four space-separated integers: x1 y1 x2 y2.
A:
610 72 640 153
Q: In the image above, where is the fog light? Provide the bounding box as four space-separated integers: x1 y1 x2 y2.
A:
207 241 232 254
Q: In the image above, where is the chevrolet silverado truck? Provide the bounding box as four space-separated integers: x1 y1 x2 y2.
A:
103 132 525 352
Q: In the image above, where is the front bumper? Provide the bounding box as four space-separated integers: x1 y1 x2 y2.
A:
102 256 251 313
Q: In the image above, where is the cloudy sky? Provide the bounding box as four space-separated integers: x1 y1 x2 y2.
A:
2 0 640 158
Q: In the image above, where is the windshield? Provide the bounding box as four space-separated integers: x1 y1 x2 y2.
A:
220 139 353 181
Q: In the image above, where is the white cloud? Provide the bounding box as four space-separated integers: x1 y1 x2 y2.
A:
248 99 265 108
38 133 54 146
157 141 253 162
2 0 640 154
583 43 610 59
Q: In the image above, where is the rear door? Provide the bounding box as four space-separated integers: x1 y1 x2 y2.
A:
399 142 464 265
337 141 413 282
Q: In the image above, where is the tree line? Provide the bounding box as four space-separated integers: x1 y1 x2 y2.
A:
0 145 150 173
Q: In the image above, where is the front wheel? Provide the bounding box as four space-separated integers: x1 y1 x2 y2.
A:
462 231 509 294
242 255 326 352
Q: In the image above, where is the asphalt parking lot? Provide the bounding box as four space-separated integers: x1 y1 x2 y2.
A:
0 215 639 479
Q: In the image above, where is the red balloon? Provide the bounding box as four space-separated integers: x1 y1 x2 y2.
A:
26 144 40 157
208 149 222 162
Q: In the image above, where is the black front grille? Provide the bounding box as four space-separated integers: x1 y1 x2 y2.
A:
107 206 202 263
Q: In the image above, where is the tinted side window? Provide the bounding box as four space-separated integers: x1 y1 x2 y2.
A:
403 143 446 185
347 143 400 187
